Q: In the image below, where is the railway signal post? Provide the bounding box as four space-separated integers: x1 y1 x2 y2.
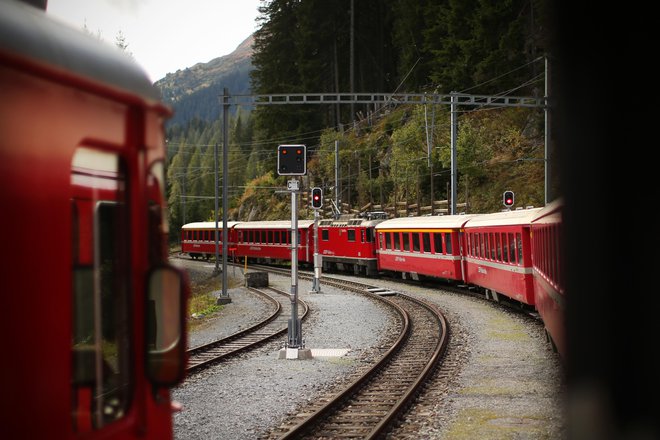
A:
278 146 312 360
310 188 323 293
503 190 515 210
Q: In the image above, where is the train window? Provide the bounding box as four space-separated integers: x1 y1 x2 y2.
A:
71 148 131 431
490 234 496 260
483 232 490 258
413 233 420 252
403 232 410 251
366 227 373 242
517 233 523 265
423 233 431 253
268 231 273 244
500 233 507 262
322 229 329 241
347 229 356 242
434 233 443 254
385 233 391 249
509 233 516 263
393 232 400 250
496 234 502 261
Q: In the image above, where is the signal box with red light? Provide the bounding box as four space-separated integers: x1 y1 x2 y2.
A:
278 144 306 175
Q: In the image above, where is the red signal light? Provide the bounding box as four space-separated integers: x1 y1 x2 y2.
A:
311 187 322 209
503 191 514 207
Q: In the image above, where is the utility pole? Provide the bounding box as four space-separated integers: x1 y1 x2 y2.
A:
450 92 458 215
335 140 340 217
349 0 355 122
219 87 230 303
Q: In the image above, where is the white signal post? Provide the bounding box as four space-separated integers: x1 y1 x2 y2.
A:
287 178 303 348
310 188 322 293
277 145 312 360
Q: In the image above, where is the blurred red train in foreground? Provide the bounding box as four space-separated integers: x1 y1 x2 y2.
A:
1 1 189 438
181 199 564 358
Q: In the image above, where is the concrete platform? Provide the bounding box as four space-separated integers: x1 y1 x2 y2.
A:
310 348 349 358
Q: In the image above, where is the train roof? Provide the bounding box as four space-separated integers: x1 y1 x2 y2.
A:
182 222 241 230
319 218 386 228
375 214 479 230
463 207 542 228
531 198 563 224
233 220 315 229
0 1 163 104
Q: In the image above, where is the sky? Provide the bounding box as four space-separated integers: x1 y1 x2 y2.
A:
46 0 263 82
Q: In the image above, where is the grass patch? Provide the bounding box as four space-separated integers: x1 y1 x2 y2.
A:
185 265 242 331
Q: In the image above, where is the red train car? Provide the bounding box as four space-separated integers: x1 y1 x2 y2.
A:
530 200 565 356
234 220 315 264
375 215 478 282
1 1 188 438
318 215 387 276
463 208 541 305
181 221 240 260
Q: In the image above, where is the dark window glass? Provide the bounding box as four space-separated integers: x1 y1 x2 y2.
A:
422 233 431 253
434 233 443 254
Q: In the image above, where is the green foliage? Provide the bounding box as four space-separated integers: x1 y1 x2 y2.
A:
164 1 550 239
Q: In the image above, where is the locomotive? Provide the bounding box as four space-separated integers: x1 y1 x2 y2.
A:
181 200 564 358
1 1 189 438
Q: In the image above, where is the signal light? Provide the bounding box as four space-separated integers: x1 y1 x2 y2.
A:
503 190 514 207
277 144 306 176
311 187 323 209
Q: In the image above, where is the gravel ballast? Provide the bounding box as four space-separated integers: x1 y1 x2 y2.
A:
171 259 566 439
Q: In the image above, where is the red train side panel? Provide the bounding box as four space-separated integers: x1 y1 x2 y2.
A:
181 221 240 259
1 2 187 438
531 199 565 356
463 209 541 305
234 221 314 264
375 215 477 282
319 217 384 276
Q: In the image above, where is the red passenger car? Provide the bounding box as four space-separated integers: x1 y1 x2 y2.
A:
318 215 386 276
530 200 565 356
234 220 315 264
1 1 188 438
463 208 541 305
181 221 240 260
375 215 477 282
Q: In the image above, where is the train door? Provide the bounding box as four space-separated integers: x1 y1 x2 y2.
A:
70 147 132 433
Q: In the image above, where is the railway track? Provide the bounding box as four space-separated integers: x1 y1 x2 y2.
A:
250 267 449 439
180 259 450 437
186 286 309 374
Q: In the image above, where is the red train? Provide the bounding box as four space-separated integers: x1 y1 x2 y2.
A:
375 214 478 282
530 200 564 355
181 201 565 358
1 1 189 438
462 208 541 305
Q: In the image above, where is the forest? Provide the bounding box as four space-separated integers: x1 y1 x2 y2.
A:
165 0 551 241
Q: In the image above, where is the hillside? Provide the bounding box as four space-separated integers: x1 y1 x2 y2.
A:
155 34 254 127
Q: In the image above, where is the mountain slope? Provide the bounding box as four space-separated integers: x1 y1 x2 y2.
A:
155 34 254 127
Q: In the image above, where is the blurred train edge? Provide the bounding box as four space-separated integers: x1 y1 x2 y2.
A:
554 2 660 439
